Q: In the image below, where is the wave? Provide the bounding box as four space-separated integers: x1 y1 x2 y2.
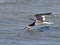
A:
0 0 16 3
0 0 16 5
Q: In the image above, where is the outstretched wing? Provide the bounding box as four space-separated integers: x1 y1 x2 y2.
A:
34 12 52 21
35 12 52 17
29 12 52 21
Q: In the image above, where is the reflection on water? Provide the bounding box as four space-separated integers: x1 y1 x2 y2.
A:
0 0 60 45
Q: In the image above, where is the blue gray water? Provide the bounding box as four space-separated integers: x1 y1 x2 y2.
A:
0 0 60 45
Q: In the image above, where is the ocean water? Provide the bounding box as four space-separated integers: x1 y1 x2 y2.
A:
0 0 60 45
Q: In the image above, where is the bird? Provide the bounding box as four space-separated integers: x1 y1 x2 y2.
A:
25 12 52 31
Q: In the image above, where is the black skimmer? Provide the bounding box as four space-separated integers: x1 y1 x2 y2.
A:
25 12 52 31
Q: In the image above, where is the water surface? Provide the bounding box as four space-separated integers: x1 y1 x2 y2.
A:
0 0 60 45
